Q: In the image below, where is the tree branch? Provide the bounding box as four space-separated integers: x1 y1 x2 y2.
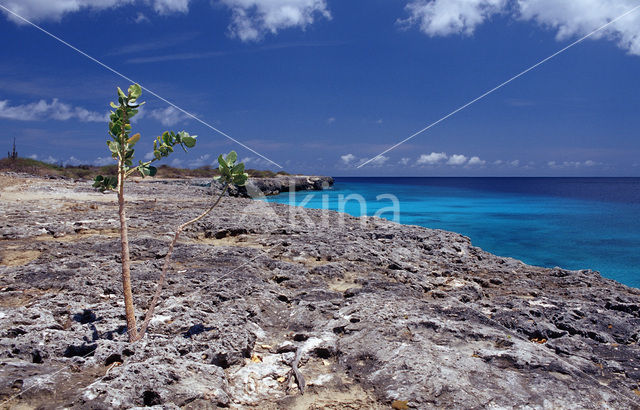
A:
135 182 230 340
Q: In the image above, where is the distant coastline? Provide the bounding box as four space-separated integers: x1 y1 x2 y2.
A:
267 176 640 287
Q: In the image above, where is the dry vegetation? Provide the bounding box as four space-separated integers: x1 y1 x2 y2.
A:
0 157 291 180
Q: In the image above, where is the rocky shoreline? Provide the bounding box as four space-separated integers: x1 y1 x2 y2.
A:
1 174 640 409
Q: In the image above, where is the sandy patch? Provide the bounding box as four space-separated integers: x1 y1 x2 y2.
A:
0 250 41 266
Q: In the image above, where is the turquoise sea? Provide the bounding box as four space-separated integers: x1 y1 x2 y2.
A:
264 178 640 288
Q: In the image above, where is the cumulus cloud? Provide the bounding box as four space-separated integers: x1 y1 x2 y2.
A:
0 0 191 23
42 155 58 164
1 0 330 43
399 157 411 165
416 152 448 165
1 0 129 23
518 0 640 56
340 153 356 165
148 106 190 126
447 154 468 165
358 155 389 167
401 0 640 55
327 117 336 124
220 0 331 41
189 154 211 168
400 0 507 36
0 99 106 122
509 159 520 167
467 156 486 166
94 156 116 166
134 12 150 23
152 0 190 14
548 159 599 168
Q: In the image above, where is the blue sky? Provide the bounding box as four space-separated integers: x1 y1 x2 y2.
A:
1 0 639 176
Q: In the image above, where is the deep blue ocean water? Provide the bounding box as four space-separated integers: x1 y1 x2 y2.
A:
264 177 640 288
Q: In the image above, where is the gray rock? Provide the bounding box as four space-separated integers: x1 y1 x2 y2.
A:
1 174 639 408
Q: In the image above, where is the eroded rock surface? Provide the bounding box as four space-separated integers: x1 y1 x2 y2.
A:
1 174 639 409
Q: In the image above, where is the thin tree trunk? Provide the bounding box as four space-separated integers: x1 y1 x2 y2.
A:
118 163 138 342
135 183 229 340
117 108 138 343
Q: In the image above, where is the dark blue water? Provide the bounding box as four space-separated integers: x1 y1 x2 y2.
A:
264 178 640 288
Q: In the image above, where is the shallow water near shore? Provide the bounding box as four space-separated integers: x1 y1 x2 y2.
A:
265 177 640 288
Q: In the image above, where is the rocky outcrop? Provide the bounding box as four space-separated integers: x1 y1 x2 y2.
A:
1 175 640 409
186 175 333 197
229 175 334 197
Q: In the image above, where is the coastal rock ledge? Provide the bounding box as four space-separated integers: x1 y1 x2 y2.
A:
1 175 640 409
229 175 334 197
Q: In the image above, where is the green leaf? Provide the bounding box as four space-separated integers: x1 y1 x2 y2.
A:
231 163 244 175
107 141 120 154
128 84 142 100
110 102 119 109
110 123 121 136
148 166 157 177
117 87 127 100
218 155 230 173
93 175 117 192
226 151 237 164
182 135 196 148
233 173 248 186
138 165 151 177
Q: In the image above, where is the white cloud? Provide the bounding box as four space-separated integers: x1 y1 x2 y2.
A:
548 159 600 168
2 1 332 43
148 106 190 126
220 0 331 41
0 99 106 122
341 153 356 165
1 0 130 23
518 0 640 56
170 158 183 167
327 117 336 124
64 156 84 167
493 159 504 165
240 156 271 167
152 0 190 14
401 0 507 36
416 152 448 165
359 155 389 167
467 156 486 166
0 0 194 23
402 0 640 56
509 159 520 167
94 156 115 166
42 155 58 164
190 154 211 168
134 12 150 23
447 154 468 165
399 157 411 165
